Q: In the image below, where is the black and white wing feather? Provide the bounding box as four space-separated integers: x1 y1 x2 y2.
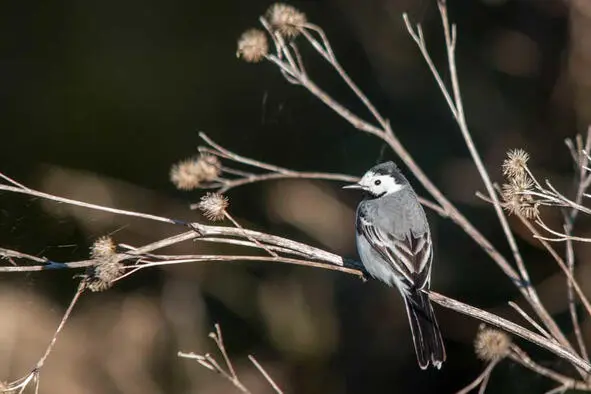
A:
356 211 432 289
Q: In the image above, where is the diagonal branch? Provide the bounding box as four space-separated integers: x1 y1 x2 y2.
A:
403 1 572 355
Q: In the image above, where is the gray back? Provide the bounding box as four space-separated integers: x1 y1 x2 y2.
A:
359 187 428 239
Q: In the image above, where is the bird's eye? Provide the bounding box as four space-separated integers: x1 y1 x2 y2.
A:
374 179 381 186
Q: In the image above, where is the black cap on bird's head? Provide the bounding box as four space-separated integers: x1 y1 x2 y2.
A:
370 161 399 175
370 161 409 185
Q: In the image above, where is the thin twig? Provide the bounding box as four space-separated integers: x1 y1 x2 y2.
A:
114 254 364 283
544 384 569 394
518 215 591 318
223 211 278 257
299 25 390 132
199 132 293 174
217 172 357 193
248 355 283 394
428 291 591 372
194 237 312 259
509 345 587 390
179 330 253 394
211 324 238 379
563 128 591 361
0 181 183 226
508 301 552 340
3 281 86 392
36 281 86 369
197 133 448 216
455 360 498 394
477 367 493 394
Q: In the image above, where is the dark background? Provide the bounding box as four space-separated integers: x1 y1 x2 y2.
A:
1 0 590 393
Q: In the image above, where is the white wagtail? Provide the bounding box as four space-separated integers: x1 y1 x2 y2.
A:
343 161 446 370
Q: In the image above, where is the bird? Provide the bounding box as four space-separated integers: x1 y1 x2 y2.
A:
343 161 446 370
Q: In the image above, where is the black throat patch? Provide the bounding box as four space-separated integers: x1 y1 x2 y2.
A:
364 190 387 200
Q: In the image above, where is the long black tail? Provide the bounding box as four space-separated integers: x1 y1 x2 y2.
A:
404 288 446 370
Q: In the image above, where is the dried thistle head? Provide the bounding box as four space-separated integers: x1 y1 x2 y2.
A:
170 155 221 191
198 154 222 182
86 236 124 292
170 158 204 190
237 29 269 63
502 149 530 179
266 3 307 37
90 236 116 260
198 192 229 221
501 174 539 219
474 326 511 361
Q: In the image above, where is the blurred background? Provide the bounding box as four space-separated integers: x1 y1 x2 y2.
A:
1 0 590 392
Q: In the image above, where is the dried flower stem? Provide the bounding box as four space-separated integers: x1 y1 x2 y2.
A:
0 176 180 227
517 214 591 318
544 384 570 394
194 237 312 259
509 345 589 390
36 281 86 370
179 325 282 394
3 281 86 392
223 211 278 257
477 368 493 394
455 359 498 394
179 349 252 394
563 128 591 361
198 133 447 215
210 324 238 380
115 254 363 282
507 301 552 340
403 1 570 354
298 24 390 132
248 355 283 394
428 291 590 371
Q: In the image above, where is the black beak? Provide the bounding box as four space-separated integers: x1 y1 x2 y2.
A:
342 183 365 190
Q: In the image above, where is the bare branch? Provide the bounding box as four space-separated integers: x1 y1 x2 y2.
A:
248 355 283 394
508 301 552 340
197 133 448 216
509 345 588 390
2 281 86 392
455 360 498 394
518 216 591 319
429 291 590 372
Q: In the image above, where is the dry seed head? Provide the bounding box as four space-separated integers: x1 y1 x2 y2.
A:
87 236 124 292
91 236 116 260
237 29 269 63
170 155 221 191
502 149 530 178
474 327 511 361
198 154 221 182
170 158 204 190
86 257 124 292
501 174 539 219
266 3 307 37
198 192 229 221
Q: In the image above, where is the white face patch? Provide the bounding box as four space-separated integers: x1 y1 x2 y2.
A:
359 172 404 196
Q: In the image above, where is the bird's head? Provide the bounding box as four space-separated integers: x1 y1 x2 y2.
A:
343 161 409 198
